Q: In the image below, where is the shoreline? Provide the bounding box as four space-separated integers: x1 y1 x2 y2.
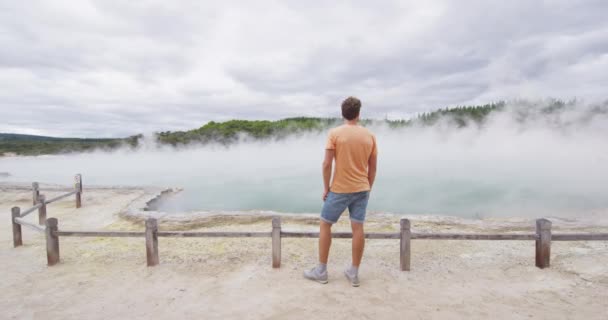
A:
3 181 608 230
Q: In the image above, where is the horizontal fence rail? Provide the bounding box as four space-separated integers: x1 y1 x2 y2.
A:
51 231 543 241
158 231 272 238
56 231 145 237
8 176 608 271
281 232 539 240
14 217 46 232
18 203 44 218
281 231 401 239
412 233 538 240
552 233 608 241
45 190 78 205
31 231 549 240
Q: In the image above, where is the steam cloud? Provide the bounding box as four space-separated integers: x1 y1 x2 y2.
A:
2 100 607 218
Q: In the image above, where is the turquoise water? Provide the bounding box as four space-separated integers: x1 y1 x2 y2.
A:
154 171 607 217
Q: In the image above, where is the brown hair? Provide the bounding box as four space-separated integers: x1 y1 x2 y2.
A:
341 96 361 120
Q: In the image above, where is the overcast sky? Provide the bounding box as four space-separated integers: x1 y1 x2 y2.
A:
1 1 607 137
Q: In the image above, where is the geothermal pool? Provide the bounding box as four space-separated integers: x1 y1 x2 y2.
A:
2 111 608 218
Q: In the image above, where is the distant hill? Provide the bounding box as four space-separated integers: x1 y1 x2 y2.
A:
155 102 506 145
0 133 141 156
3 99 603 155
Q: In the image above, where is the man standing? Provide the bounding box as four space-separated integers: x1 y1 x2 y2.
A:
304 96 378 287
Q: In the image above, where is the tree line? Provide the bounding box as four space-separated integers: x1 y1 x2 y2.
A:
5 100 595 155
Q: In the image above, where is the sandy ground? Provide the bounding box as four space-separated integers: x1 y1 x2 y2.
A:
1 185 608 320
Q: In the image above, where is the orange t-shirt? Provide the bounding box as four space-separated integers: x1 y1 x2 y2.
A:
325 124 378 193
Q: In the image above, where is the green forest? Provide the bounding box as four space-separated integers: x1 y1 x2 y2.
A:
156 102 506 145
0 134 141 156
3 100 583 156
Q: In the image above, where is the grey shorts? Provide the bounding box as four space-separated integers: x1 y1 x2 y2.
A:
321 191 370 224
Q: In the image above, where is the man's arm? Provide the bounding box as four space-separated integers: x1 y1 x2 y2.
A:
368 153 377 190
322 149 335 201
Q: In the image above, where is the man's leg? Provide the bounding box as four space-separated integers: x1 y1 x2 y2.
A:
345 191 369 287
305 192 346 284
351 221 365 267
303 221 332 284
343 221 364 287
319 220 332 264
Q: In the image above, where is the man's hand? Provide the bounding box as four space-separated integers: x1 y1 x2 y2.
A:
368 152 377 191
322 149 334 202
322 188 330 201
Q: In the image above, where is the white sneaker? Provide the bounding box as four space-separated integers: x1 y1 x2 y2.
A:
344 268 360 287
303 267 328 284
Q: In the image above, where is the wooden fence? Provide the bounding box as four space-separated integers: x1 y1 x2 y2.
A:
10 175 608 270
11 174 82 247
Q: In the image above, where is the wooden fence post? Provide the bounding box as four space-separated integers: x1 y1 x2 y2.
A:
46 218 60 266
400 218 411 271
272 216 281 268
11 207 22 247
75 174 82 208
32 182 39 205
535 219 552 269
37 194 47 225
145 218 159 266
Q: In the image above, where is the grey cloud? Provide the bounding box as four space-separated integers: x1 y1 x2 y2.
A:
1 0 607 137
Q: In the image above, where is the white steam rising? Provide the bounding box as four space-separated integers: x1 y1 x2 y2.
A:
2 101 608 218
